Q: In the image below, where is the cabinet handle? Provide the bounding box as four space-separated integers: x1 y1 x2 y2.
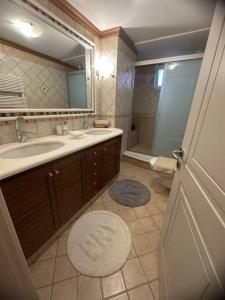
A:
103 147 106 151
55 170 59 175
94 162 97 166
94 172 97 176
48 172 53 178
94 151 97 155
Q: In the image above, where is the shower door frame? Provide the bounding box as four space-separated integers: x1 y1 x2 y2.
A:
127 53 204 155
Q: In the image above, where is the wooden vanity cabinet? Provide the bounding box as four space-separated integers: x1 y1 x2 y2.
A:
1 166 58 259
0 135 121 259
52 153 84 225
102 137 121 186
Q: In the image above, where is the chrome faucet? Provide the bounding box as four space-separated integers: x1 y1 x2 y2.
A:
83 114 91 130
15 117 34 143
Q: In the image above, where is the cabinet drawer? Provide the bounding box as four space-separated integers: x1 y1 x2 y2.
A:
85 145 102 162
85 157 101 172
86 167 101 182
86 180 101 200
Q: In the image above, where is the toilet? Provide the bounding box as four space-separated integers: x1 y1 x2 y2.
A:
150 156 177 189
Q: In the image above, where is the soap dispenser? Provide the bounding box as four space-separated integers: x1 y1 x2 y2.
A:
62 121 69 135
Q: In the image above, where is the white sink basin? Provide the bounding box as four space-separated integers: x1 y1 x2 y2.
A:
0 141 65 159
86 129 112 135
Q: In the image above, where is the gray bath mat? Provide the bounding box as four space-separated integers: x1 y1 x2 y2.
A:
109 179 151 207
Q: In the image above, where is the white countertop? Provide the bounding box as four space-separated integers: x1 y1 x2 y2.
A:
0 128 123 181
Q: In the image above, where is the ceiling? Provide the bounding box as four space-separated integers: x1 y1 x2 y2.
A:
68 0 216 60
0 0 86 68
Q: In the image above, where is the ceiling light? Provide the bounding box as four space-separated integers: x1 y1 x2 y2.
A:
14 20 42 38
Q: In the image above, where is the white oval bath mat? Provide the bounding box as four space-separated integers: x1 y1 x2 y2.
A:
67 210 132 277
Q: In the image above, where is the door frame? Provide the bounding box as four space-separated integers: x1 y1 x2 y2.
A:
134 53 204 67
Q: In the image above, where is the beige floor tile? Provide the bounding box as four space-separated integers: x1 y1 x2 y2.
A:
108 292 129 300
139 252 158 281
127 220 144 236
128 244 137 259
104 201 120 214
51 277 77 300
37 285 51 300
151 193 167 203
122 257 147 289
53 255 77 283
133 206 149 218
117 203 129 210
119 208 137 221
156 202 167 212
91 202 105 211
94 196 104 204
57 236 68 256
78 275 102 300
146 230 161 251
37 240 58 262
61 225 72 236
150 280 160 300
139 217 158 233
132 234 154 256
146 204 161 216
31 258 55 288
152 214 164 229
101 192 112 202
101 270 126 298
128 284 155 300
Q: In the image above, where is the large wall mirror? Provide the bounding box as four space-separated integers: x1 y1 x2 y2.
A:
0 0 95 114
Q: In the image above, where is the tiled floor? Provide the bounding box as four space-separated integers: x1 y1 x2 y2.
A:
31 161 169 300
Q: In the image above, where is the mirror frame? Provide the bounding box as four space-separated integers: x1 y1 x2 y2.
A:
0 0 96 116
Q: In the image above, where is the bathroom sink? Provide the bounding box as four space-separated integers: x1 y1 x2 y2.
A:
0 141 65 159
86 129 112 135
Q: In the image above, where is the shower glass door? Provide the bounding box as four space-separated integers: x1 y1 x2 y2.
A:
152 59 202 157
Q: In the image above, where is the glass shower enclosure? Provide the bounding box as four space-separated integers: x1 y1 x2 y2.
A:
128 58 202 158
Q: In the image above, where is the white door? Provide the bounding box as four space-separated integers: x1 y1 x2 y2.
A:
159 1 225 299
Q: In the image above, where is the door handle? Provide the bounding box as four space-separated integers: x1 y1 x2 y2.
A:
172 148 184 169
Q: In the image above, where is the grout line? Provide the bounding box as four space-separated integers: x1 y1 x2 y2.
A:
50 238 59 299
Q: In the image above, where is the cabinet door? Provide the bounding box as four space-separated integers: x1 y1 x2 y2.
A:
53 153 84 224
85 157 102 201
102 137 120 186
1 167 57 259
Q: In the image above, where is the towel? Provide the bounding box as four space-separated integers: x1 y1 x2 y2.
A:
0 73 27 108
154 156 176 174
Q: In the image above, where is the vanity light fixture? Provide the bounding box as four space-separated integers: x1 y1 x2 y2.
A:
14 20 42 38
96 55 114 81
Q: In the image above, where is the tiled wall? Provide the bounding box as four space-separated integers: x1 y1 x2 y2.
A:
0 45 72 109
100 36 118 120
99 35 136 152
130 65 161 149
0 116 95 145
115 38 136 152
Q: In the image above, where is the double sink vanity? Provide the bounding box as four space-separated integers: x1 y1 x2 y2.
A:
0 0 123 262
0 128 122 259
